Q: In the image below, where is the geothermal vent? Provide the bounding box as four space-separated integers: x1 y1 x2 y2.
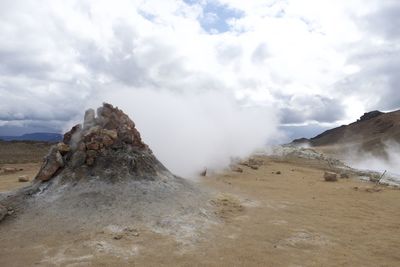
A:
35 103 166 182
0 103 214 244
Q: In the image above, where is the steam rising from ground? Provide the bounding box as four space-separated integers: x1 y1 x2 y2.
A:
346 141 400 176
79 89 281 177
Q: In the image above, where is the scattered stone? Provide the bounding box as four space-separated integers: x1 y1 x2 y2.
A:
240 158 263 170
124 227 140 237
0 204 7 222
231 166 243 173
276 171 282 175
113 234 123 240
324 172 338 182
365 187 382 193
7 207 14 216
369 174 381 183
18 175 29 182
3 167 18 173
340 173 349 179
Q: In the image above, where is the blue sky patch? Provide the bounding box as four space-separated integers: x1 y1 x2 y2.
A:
184 0 244 34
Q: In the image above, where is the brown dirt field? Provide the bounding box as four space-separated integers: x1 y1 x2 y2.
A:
0 141 52 164
0 156 399 266
0 163 41 191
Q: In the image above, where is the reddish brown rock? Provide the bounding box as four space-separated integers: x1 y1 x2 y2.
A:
57 142 70 155
34 103 151 181
86 142 100 150
102 135 114 147
102 129 118 140
35 147 64 181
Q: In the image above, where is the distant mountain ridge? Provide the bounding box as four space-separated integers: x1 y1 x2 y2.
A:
0 132 62 142
292 110 400 156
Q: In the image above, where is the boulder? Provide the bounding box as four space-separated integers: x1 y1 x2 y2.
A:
3 167 18 173
324 172 338 182
18 175 29 182
35 146 65 181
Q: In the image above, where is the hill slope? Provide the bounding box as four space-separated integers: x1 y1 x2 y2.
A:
293 110 400 156
0 133 62 142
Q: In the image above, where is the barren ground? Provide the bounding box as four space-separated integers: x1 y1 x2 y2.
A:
0 155 399 266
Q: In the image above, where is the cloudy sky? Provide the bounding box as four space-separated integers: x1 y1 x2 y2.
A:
0 0 399 138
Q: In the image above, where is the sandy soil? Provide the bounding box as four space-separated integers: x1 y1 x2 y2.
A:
0 163 41 191
0 157 399 266
0 141 52 164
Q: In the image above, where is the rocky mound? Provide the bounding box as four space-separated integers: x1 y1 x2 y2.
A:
0 103 215 245
35 103 161 183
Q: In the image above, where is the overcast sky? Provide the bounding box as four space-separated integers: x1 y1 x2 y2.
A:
0 0 399 137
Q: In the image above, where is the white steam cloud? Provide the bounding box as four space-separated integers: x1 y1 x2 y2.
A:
79 89 282 177
346 141 400 176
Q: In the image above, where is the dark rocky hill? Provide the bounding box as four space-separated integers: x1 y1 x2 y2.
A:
292 110 400 156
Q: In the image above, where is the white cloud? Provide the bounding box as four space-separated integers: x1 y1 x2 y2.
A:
0 0 398 173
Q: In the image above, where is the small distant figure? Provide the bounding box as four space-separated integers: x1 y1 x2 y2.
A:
200 168 207 177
